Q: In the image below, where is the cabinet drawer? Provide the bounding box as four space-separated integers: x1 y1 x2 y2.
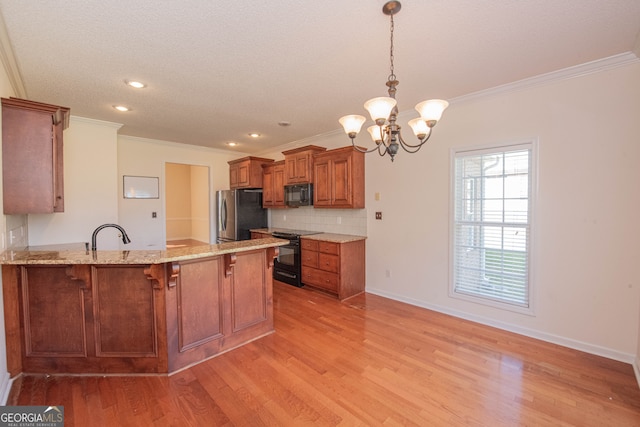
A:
301 239 318 251
302 267 339 292
318 241 339 255
301 250 318 268
317 253 339 273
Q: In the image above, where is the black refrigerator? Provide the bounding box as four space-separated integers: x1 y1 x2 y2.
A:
216 189 267 242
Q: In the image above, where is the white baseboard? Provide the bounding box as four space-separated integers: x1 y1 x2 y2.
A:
0 371 13 405
366 287 636 365
634 358 640 390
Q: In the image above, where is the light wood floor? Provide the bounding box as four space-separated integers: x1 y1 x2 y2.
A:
8 281 640 426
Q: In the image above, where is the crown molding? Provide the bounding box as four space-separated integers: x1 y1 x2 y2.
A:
0 11 26 97
450 52 640 105
70 115 123 129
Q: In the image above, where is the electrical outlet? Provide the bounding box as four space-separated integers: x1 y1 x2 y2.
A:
152 212 157 218
375 212 383 220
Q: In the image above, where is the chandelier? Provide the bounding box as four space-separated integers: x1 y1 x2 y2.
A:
339 1 449 162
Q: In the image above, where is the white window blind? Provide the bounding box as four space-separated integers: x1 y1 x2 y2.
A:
452 144 533 309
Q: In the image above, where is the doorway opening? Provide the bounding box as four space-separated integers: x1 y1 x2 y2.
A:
165 162 210 248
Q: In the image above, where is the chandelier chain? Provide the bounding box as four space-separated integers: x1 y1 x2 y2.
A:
388 12 396 82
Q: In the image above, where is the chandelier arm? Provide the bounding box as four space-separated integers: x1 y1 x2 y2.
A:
350 137 389 155
398 141 425 154
397 130 432 150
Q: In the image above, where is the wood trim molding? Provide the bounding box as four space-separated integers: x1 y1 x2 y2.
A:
0 13 26 98
143 264 165 290
224 253 236 277
266 247 278 268
166 263 180 289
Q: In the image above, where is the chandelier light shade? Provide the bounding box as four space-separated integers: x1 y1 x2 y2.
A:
338 115 367 137
364 97 397 124
339 1 449 162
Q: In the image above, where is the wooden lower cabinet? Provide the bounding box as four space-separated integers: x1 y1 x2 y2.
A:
166 250 273 372
6 264 168 374
301 238 365 300
2 247 277 376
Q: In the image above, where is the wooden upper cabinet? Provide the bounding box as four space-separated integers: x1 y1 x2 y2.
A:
262 160 286 208
282 145 326 184
2 97 70 214
313 146 365 209
228 156 274 189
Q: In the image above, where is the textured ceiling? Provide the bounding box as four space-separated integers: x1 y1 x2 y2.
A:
0 0 638 154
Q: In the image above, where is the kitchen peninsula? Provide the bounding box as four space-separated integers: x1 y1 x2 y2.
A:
0 238 287 376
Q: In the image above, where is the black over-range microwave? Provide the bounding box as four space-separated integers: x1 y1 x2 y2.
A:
284 183 313 207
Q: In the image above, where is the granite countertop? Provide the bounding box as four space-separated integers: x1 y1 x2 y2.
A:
250 228 367 244
300 233 366 243
0 238 288 265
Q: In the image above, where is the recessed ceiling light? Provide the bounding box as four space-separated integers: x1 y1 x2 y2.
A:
226 142 238 147
113 105 130 112
248 133 261 138
278 121 291 127
125 80 146 89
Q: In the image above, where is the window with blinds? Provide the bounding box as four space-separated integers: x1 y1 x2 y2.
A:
451 142 534 311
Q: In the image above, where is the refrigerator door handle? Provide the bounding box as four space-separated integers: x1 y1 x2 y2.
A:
222 199 227 231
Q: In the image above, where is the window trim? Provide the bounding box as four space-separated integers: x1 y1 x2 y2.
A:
449 139 537 316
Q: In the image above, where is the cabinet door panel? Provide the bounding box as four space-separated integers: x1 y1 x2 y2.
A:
230 250 268 331
318 241 339 255
177 257 224 351
237 162 250 187
93 266 158 357
22 266 87 356
274 164 286 205
332 156 352 207
301 250 319 268
302 267 339 292
262 167 274 206
313 160 331 206
2 109 55 214
318 253 339 273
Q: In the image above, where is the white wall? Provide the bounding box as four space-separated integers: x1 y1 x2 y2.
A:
0 44 16 403
190 165 210 242
365 62 640 361
117 135 237 249
28 117 121 248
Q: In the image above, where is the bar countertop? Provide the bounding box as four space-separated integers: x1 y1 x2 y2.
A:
0 238 288 265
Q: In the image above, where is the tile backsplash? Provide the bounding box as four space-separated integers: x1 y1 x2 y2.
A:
269 207 367 236
5 214 28 250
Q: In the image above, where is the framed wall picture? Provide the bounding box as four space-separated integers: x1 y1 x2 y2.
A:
123 175 159 199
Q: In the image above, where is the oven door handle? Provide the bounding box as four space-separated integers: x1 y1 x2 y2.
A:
275 271 297 279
